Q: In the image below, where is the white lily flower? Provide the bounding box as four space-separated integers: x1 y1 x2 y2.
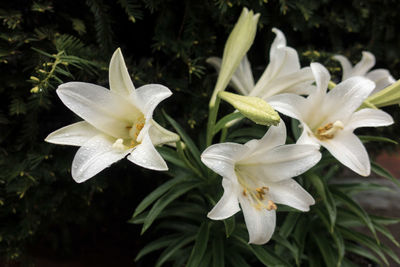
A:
207 28 314 101
333 51 396 94
201 121 320 244
45 48 179 183
269 63 394 177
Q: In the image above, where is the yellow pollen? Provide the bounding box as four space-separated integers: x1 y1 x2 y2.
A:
242 189 247 197
315 121 344 140
267 200 277 211
128 116 145 143
136 122 144 131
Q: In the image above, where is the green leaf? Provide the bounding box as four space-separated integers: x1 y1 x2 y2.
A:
163 110 203 170
198 250 212 267
371 214 400 225
157 146 188 169
232 230 290 266
272 234 299 264
227 252 251 267
133 176 186 217
371 161 400 187
227 127 265 139
9 97 26 116
291 118 302 140
308 173 337 232
332 188 378 242
223 216 235 237
135 234 181 261
250 244 289 266
155 235 195 267
345 242 381 265
213 111 244 135
335 182 393 195
141 182 200 234
212 235 225 267
279 212 300 238
339 226 388 265
374 222 400 247
331 230 345 267
187 222 211 267
359 135 398 144
311 232 337 267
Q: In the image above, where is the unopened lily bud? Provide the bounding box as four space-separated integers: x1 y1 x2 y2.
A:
209 7 260 107
218 91 280 126
362 79 400 108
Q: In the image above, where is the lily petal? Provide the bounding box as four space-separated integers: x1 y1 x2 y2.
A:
351 51 375 78
238 144 321 182
57 82 141 139
323 77 375 124
148 120 180 146
239 195 276 244
109 48 135 96
252 67 314 99
320 131 370 176
133 84 172 119
333 55 353 81
45 121 100 146
310 63 330 94
201 143 246 180
207 56 254 95
296 124 319 146
207 178 241 220
347 108 393 130
366 69 396 94
244 121 286 155
269 179 315 211
71 134 131 183
268 93 307 121
127 134 168 171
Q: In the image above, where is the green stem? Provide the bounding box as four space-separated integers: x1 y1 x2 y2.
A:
176 141 204 179
219 128 228 143
206 97 221 147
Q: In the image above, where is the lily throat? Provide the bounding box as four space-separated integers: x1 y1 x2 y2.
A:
235 168 277 211
112 116 145 150
315 120 344 140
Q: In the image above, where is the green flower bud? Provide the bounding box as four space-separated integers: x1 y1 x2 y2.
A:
218 91 280 126
362 79 400 108
209 8 260 107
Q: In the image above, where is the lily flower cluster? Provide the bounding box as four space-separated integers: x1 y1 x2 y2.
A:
46 7 397 247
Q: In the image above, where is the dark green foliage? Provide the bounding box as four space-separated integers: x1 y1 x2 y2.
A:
0 0 399 265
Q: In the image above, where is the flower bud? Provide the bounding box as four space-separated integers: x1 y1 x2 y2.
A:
209 8 260 107
218 91 280 126
363 79 400 108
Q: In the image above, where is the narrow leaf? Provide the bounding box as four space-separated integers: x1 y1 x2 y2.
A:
371 161 400 187
187 222 211 267
141 182 200 234
359 135 398 144
163 110 203 169
212 235 225 267
155 235 195 267
133 176 186 217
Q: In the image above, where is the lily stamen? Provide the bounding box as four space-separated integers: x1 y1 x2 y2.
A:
267 200 277 211
316 120 344 140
